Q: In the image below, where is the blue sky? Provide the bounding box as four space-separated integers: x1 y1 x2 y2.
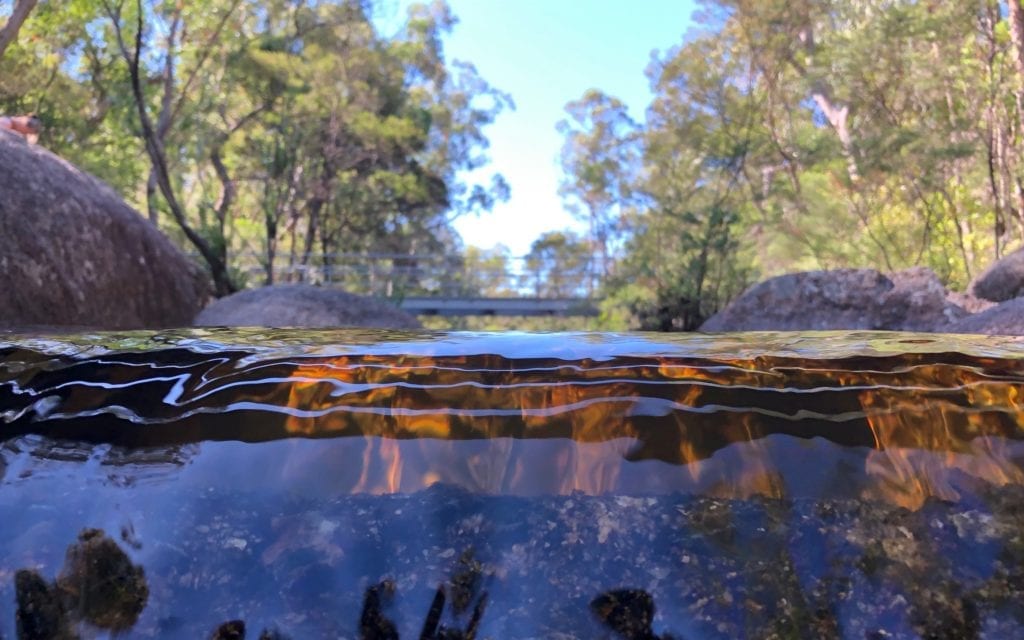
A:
377 0 697 256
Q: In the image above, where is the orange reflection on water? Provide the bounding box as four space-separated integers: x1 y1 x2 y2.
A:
859 377 1024 509
258 353 1024 506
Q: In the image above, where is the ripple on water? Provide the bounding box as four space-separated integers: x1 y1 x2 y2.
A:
2 329 1024 638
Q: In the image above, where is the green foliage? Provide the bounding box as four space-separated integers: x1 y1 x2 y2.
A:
0 0 509 296
456 245 515 297
8 0 1024 329
559 0 1024 330
522 230 594 298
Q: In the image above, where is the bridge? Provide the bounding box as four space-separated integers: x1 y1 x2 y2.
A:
399 296 598 317
232 253 603 317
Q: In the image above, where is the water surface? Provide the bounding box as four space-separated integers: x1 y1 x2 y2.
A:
2 329 1024 638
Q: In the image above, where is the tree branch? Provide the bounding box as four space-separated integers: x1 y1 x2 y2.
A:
102 0 235 296
211 143 235 225
169 0 243 125
0 0 38 61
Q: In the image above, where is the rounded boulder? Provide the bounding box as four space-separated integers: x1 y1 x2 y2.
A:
194 284 422 329
968 247 1024 302
700 267 967 332
946 297 1024 335
0 132 207 329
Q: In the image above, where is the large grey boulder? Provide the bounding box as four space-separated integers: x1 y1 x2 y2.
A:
701 269 890 332
881 267 971 330
194 284 422 329
946 297 1024 335
0 131 208 329
700 267 966 332
969 247 1024 302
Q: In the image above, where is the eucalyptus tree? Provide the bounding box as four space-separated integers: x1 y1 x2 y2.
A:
229 0 510 288
557 90 639 278
709 0 1016 284
623 27 762 327
97 0 281 295
560 0 1024 331
0 0 509 297
522 230 593 298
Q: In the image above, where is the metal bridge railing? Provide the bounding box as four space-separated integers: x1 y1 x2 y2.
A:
225 252 604 301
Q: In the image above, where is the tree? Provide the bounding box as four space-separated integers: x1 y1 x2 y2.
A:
522 231 593 298
230 0 511 289
100 0 254 296
457 245 515 297
557 90 638 278
0 0 37 61
712 0 1008 283
0 0 509 298
558 0 1024 330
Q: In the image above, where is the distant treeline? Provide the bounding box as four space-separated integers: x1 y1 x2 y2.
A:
559 0 1024 328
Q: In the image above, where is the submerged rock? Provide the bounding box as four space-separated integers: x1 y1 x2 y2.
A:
15 570 70 640
0 132 208 329
13 528 148 639
209 620 247 640
57 529 148 631
5 482 1024 639
194 284 421 329
700 267 964 332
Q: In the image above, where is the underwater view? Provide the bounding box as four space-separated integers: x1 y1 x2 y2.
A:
2 329 1024 638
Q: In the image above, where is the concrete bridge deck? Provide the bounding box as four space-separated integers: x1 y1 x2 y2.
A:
399 296 599 317
228 252 604 316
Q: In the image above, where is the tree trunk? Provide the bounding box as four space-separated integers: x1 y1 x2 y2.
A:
1007 0 1024 121
809 93 859 182
262 182 277 286
301 199 322 282
287 214 299 283
1005 0 1024 245
983 4 1008 258
0 0 37 61
145 170 160 223
790 25 860 183
103 0 235 297
210 141 235 284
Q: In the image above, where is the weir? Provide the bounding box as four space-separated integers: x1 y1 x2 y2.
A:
2 329 1024 638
